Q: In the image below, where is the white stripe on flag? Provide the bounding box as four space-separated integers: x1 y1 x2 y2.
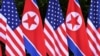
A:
44 28 55 44
87 28 100 52
0 32 6 40
87 19 100 39
0 23 6 31
57 25 68 46
7 25 24 51
57 27 68 55
6 34 23 56
61 23 66 32
88 41 98 56
45 19 62 55
45 40 56 56
6 45 15 56
16 27 25 51
47 23 66 56
45 19 69 55
44 28 60 55
16 27 23 38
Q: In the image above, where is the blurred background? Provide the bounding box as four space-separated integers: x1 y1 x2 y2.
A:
0 0 90 56
15 0 90 22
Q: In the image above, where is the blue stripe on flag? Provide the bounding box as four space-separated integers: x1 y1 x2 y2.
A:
67 37 83 56
75 0 79 4
24 36 39 56
32 0 37 5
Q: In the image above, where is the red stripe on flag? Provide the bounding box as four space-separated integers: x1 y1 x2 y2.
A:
6 26 25 56
44 24 59 55
0 18 6 42
14 30 23 42
7 30 24 54
44 21 68 55
6 44 18 55
6 30 20 55
87 24 100 45
0 28 6 42
55 31 66 56
44 25 61 55
56 26 68 55
88 36 99 54
87 24 100 55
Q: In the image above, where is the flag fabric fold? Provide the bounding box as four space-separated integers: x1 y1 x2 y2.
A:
44 0 69 56
22 0 46 56
65 0 92 56
0 13 6 44
0 0 26 56
87 0 100 55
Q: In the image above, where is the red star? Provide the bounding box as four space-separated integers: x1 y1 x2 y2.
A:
68 14 80 28
24 14 37 28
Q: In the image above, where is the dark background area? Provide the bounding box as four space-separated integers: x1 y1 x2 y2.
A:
0 0 90 56
15 0 90 22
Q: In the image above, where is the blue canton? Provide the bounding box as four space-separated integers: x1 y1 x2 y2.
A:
46 0 64 30
1 0 21 30
88 0 100 29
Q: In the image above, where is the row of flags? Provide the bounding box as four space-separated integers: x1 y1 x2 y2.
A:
0 0 99 56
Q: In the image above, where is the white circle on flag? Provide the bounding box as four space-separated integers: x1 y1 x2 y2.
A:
66 12 82 31
22 11 39 30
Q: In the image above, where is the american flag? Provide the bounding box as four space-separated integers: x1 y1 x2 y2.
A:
87 0 100 55
44 0 68 56
1 0 25 55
